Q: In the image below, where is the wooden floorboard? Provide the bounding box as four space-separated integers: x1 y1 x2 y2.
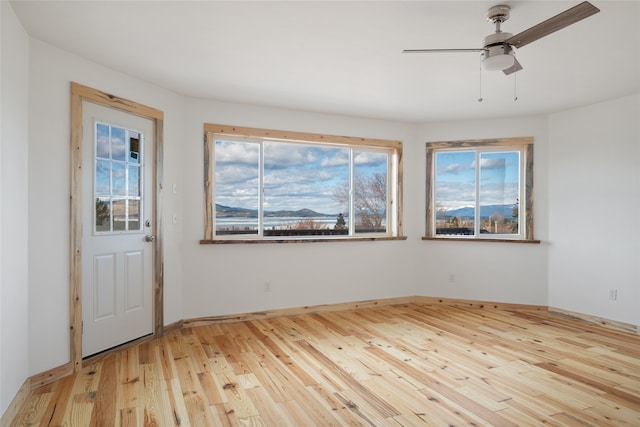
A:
10 303 640 426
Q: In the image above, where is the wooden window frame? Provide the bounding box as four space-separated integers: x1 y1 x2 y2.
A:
201 124 405 244
423 137 539 243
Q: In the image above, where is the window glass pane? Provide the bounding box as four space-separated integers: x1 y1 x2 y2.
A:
113 200 126 231
112 163 126 196
263 141 349 236
95 198 111 232
215 139 260 235
96 123 110 159
128 199 141 231
479 151 520 235
353 151 388 234
111 127 126 161
96 160 110 197
128 165 140 197
129 134 140 164
435 151 476 235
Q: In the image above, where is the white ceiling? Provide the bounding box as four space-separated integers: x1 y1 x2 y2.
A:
10 0 640 123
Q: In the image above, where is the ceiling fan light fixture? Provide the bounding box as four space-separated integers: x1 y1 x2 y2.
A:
483 52 515 71
482 42 515 71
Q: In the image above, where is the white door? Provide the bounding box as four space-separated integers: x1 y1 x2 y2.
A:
82 101 154 357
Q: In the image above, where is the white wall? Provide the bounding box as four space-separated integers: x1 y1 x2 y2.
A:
181 98 421 319
414 116 550 305
27 39 185 375
1 0 30 415
548 94 640 326
178 102 553 320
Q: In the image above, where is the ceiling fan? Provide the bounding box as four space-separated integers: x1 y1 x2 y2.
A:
403 1 600 75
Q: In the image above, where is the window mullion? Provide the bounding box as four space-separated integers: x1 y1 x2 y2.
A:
258 141 265 238
388 153 394 236
475 150 480 237
348 148 354 236
520 147 526 238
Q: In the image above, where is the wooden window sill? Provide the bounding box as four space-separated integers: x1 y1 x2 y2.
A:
422 236 541 244
201 236 407 244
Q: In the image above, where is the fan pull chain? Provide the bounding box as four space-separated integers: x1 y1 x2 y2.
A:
513 70 518 101
478 58 483 102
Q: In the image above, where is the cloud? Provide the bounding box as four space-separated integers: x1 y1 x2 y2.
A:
435 181 518 210
354 151 387 167
435 181 476 210
320 150 349 167
438 163 466 175
264 142 320 169
470 157 510 170
215 140 259 165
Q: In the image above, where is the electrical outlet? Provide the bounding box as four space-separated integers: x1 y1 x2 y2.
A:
264 281 271 292
609 289 617 301
449 274 456 283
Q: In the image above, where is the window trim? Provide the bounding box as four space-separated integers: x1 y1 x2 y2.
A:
202 123 405 243
424 137 539 243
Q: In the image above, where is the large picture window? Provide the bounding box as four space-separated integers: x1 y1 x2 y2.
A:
425 137 537 242
203 124 403 242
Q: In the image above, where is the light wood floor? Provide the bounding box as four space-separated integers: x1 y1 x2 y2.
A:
11 303 640 426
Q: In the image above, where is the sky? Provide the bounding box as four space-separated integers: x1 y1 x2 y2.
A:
435 150 520 211
214 138 388 214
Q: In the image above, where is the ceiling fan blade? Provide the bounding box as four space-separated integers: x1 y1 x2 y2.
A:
506 1 600 49
402 48 485 54
503 57 523 75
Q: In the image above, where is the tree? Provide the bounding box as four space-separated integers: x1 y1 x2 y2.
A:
333 172 387 230
95 198 110 227
511 199 519 233
293 217 326 230
334 213 346 230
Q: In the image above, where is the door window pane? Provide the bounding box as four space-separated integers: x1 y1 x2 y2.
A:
129 135 140 164
113 199 126 231
96 124 110 159
111 127 126 161
96 160 110 196
128 165 140 197
112 163 126 197
128 199 141 231
95 198 111 232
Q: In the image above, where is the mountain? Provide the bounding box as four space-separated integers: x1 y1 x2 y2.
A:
215 204 333 218
215 204 257 218
440 204 517 219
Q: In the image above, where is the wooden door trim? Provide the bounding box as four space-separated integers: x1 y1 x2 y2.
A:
70 82 164 371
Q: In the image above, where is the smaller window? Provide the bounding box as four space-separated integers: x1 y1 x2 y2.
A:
425 137 536 242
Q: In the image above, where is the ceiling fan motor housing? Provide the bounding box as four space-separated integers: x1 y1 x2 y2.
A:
487 4 511 23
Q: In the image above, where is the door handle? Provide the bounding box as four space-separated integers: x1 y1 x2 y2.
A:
145 235 156 243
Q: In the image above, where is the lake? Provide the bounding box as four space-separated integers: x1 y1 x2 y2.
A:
216 216 339 230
